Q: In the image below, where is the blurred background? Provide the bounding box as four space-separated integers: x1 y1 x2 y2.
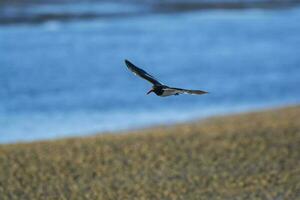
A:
1 0 300 143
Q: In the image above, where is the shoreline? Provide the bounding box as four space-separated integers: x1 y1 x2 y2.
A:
1 103 298 145
1 1 300 25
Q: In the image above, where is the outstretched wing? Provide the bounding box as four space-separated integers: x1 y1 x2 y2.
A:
125 60 163 86
167 87 208 95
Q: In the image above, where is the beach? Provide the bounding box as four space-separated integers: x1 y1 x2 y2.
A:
1 105 299 199
1 0 300 198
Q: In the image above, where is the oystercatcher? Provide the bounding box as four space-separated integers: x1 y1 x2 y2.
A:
125 59 208 97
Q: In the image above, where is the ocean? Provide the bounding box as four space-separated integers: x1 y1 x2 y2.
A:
1 2 300 143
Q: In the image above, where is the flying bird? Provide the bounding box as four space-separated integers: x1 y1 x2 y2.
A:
125 59 208 97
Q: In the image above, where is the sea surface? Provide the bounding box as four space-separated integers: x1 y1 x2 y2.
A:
1 3 300 143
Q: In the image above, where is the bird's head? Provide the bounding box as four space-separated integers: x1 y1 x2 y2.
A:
147 88 154 95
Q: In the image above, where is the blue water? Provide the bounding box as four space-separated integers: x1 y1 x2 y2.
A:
1 5 300 143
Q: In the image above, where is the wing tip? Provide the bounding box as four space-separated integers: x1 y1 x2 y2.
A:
189 90 209 95
200 91 209 95
124 59 132 67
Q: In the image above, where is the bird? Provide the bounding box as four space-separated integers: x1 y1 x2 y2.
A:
125 59 208 97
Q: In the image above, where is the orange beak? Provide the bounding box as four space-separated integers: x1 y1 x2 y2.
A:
147 89 153 95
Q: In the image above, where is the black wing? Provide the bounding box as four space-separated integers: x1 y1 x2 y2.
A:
168 87 208 95
125 60 163 86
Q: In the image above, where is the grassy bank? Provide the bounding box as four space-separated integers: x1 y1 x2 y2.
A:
0 106 300 199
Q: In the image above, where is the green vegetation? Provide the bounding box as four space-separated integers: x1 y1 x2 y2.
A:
0 106 300 199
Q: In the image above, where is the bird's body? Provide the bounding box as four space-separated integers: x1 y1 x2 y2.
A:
150 85 206 97
125 60 208 97
151 85 177 97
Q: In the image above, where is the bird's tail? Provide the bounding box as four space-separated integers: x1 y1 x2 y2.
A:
170 87 208 95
